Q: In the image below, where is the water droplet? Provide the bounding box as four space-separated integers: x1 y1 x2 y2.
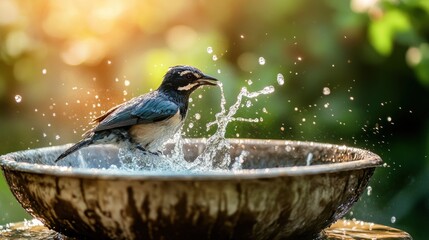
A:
280 127 285 131
198 94 202 99
387 116 392 122
258 57 266 65
302 118 306 122
367 186 372 196
207 47 213 54
14 95 22 103
262 86 275 93
189 97 193 103
246 100 252 108
212 55 218 61
42 133 47 138
107 60 112 65
240 35 244 39
350 96 354 100
123 90 128 96
188 122 194 129
297 57 302 61
306 152 313 166
42 68 47 75
391 216 396 223
324 103 330 108
124 80 130 86
55 135 60 140
194 113 201 120
247 79 253 85
323 87 331 95
277 73 285 85
262 107 268 113
217 69 221 74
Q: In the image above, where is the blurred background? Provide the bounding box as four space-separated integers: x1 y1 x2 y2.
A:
0 0 428 238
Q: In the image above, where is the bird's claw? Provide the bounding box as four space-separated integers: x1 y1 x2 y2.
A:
136 145 161 156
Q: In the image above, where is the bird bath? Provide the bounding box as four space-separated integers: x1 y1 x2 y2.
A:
0 138 382 239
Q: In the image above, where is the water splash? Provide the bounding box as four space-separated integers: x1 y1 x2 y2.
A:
188 82 274 171
116 82 275 172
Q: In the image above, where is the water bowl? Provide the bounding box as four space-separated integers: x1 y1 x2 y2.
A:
0 139 382 239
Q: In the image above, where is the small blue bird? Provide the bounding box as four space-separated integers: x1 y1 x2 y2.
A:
55 65 218 162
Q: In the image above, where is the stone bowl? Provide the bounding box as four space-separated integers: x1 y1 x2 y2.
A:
0 139 382 239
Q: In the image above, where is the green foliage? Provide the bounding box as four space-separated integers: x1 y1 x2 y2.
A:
369 10 412 55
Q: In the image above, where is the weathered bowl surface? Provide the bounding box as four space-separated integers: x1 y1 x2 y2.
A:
0 139 382 239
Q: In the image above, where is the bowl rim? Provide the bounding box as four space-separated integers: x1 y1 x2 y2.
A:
0 138 383 180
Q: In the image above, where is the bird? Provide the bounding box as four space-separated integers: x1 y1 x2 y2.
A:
55 65 218 162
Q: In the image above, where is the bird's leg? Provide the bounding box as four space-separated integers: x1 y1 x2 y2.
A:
151 150 162 156
135 145 161 156
136 145 147 152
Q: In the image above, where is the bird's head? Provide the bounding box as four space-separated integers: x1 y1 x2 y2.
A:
159 65 218 94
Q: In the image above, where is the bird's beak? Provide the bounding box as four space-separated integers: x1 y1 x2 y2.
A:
197 74 218 86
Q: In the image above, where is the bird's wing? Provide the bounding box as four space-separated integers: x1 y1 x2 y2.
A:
90 104 122 125
92 93 179 132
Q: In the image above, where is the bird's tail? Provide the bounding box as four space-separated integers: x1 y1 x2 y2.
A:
55 138 94 162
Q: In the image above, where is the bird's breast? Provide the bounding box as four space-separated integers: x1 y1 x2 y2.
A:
129 110 183 151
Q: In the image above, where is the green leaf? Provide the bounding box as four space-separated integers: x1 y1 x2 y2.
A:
368 10 411 55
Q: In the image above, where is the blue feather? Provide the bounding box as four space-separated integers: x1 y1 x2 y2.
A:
93 92 179 132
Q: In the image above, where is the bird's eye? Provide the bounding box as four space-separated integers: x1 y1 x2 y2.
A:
186 73 193 79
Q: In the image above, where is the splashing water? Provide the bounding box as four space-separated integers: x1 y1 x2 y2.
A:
116 82 275 172
190 83 274 171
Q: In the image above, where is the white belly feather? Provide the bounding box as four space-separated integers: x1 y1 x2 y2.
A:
129 110 183 151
